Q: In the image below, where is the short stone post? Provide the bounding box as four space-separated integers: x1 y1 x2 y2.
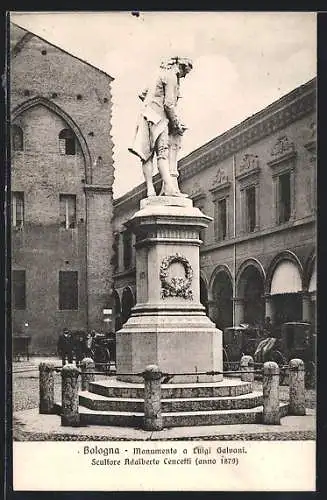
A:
240 355 254 383
262 361 280 425
143 365 163 431
80 357 95 391
61 364 81 426
289 359 306 416
39 362 56 414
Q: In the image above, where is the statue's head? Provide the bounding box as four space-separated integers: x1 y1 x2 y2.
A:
160 56 193 78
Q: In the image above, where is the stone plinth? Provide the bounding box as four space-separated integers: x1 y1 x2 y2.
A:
116 196 223 383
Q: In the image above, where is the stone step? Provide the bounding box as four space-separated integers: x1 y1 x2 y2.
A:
77 403 289 428
79 390 263 413
88 378 253 399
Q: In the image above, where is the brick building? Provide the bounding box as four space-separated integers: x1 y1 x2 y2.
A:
10 23 115 353
113 78 316 335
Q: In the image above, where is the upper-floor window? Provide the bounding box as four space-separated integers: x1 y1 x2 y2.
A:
11 125 24 151
123 230 133 270
12 191 24 227
59 194 76 229
278 172 291 224
13 270 26 310
59 128 76 156
245 186 256 232
59 271 78 310
215 198 227 241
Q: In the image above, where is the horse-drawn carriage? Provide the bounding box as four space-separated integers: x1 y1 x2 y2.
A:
223 321 316 387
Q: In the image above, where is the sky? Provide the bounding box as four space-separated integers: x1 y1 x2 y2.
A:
11 11 316 198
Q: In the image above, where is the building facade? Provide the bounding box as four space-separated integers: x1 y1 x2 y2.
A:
10 24 115 353
113 79 316 335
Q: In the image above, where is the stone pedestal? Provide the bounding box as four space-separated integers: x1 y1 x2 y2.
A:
116 196 223 383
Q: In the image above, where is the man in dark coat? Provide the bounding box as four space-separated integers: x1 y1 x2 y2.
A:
57 328 73 365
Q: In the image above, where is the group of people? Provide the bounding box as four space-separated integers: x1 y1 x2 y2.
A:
57 328 100 365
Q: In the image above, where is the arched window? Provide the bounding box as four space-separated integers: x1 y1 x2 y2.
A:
59 128 76 156
11 125 24 151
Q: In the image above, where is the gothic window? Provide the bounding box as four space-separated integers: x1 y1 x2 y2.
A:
59 194 76 229
12 192 24 227
11 125 24 151
59 271 78 310
59 128 76 155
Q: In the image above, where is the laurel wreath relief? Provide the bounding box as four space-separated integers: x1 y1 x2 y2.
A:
160 253 193 300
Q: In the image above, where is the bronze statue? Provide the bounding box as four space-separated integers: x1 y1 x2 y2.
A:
129 56 193 197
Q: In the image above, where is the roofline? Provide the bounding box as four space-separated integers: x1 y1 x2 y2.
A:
11 21 114 82
114 77 316 207
179 77 316 166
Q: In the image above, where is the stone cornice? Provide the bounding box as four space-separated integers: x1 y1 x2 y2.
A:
114 78 316 207
178 82 315 182
209 181 232 198
199 214 315 255
267 151 297 169
236 166 261 183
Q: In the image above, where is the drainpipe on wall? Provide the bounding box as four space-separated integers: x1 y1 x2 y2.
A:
232 154 237 326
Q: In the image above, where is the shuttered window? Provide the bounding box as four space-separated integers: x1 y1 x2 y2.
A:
59 271 78 310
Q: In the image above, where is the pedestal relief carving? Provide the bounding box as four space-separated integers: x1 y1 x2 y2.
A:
160 253 193 300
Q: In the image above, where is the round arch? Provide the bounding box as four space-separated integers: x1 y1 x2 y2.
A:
12 96 92 183
199 273 209 315
236 259 265 326
210 266 233 330
121 286 135 325
266 250 303 295
266 251 304 326
209 264 233 302
236 258 266 299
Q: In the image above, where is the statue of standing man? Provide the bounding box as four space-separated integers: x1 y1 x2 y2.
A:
128 56 193 197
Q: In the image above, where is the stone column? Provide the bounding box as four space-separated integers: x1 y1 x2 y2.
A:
302 292 311 323
143 365 163 431
262 361 280 425
264 294 274 321
61 364 80 427
80 357 95 391
289 359 306 416
39 362 56 414
233 297 244 326
240 355 254 384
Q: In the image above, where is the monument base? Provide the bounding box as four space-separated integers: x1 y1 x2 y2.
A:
116 306 223 383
